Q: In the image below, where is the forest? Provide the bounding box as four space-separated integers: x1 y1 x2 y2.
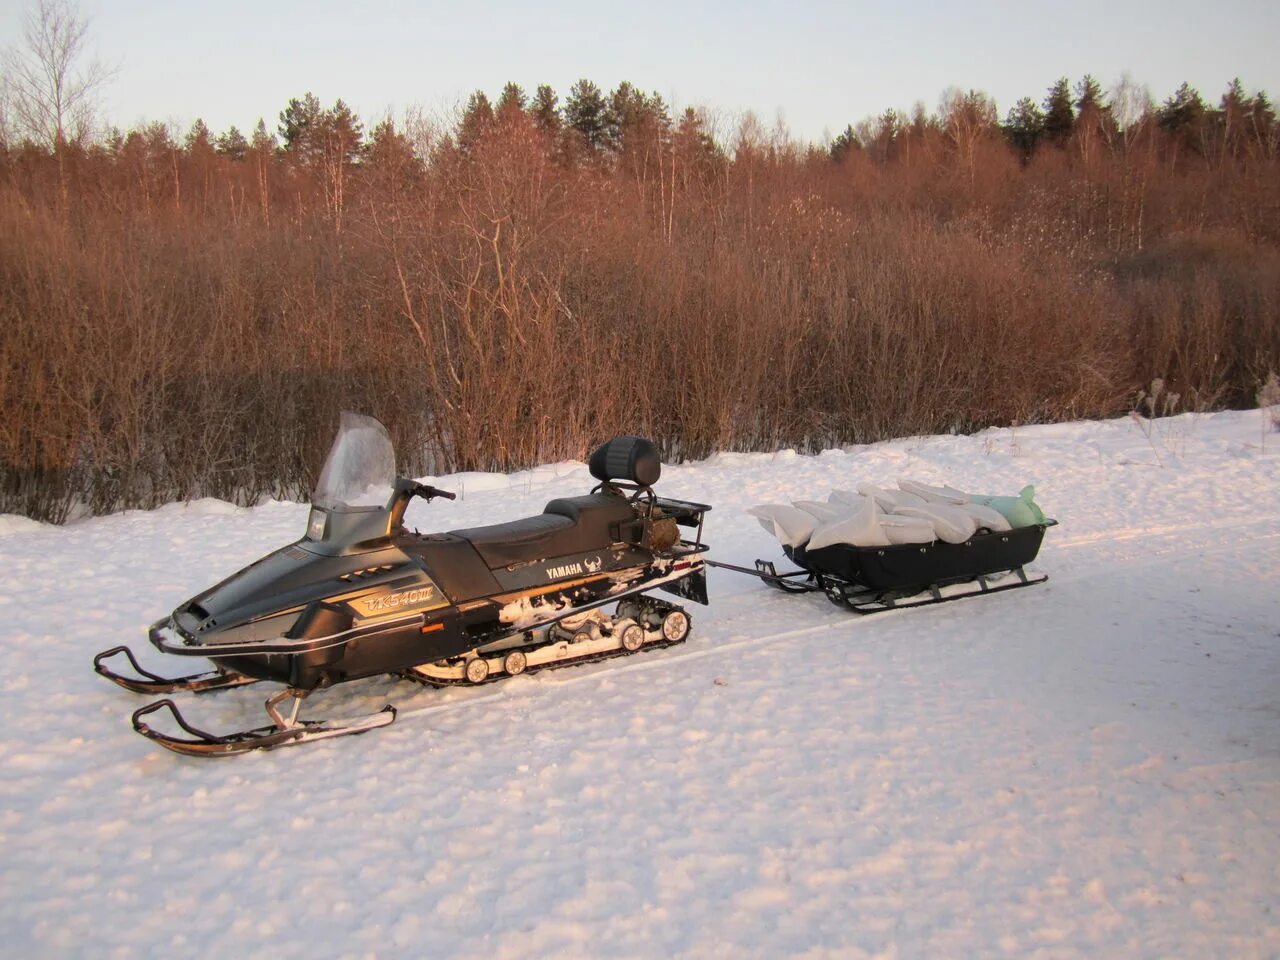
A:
2 56 1278 520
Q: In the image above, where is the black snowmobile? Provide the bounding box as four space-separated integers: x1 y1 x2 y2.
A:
95 413 710 756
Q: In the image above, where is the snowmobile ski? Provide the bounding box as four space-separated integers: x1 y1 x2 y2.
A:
131 694 396 757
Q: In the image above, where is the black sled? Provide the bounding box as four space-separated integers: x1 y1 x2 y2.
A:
96 414 709 756
712 521 1055 613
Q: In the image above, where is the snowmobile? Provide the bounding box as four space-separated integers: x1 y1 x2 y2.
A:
95 413 710 756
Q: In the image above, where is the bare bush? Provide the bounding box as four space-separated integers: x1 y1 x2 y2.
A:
0 79 1277 521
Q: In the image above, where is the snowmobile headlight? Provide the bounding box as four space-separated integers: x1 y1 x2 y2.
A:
306 507 328 541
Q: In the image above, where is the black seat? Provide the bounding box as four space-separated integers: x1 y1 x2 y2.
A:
449 493 635 570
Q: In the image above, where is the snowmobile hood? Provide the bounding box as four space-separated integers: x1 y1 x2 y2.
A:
175 540 414 643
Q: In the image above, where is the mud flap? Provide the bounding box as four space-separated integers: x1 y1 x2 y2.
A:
661 566 708 605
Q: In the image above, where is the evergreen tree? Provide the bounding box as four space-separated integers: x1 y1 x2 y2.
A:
1072 74 1117 155
365 116 419 178
1003 97 1044 159
1158 81 1206 132
529 84 560 134
1042 77 1075 146
868 108 900 162
610 82 669 155
673 106 722 176
830 123 860 162
215 125 249 160
251 118 277 153
322 98 364 165
279 92 323 159
1074 75 1105 113
184 118 213 155
564 79 612 152
495 82 527 119
458 90 493 153
1158 82 1207 157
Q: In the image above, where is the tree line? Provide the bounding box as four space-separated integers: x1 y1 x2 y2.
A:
1 10 1278 521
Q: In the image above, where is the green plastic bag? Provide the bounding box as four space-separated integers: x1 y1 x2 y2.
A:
969 485 1046 528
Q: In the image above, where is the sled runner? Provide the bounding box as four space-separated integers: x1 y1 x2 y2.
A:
96 413 709 756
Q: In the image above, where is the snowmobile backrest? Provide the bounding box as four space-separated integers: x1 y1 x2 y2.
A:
589 436 661 487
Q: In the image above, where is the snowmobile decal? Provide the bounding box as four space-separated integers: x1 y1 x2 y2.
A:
545 561 584 580
348 583 446 618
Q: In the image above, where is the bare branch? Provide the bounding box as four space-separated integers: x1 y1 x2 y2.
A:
2 0 116 147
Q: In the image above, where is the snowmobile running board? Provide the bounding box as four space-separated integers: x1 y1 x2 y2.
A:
706 558 1048 614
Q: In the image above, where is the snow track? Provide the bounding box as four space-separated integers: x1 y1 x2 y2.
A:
1 411 1278 959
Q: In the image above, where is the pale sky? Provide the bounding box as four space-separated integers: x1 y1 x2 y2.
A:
2 0 1277 144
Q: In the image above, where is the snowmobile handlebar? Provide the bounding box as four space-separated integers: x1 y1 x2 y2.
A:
414 482 456 501
389 478 456 530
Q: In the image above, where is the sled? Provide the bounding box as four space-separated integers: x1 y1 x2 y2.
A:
711 521 1056 614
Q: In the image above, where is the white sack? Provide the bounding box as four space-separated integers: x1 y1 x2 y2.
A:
746 504 817 548
808 496 890 550
896 503 978 544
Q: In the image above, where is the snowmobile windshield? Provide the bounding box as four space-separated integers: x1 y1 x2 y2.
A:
313 412 397 510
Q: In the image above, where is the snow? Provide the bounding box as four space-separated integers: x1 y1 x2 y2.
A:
2 411 1279 958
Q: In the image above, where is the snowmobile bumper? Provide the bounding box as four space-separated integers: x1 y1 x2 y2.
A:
93 637 260 694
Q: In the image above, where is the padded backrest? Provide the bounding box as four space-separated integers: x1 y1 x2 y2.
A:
589 436 661 487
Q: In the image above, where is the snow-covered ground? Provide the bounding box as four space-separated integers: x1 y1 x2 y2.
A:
1 412 1278 959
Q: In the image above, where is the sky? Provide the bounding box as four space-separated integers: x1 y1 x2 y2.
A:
1 0 1278 144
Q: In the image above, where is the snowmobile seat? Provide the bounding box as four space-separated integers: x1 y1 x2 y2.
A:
449 494 635 570
544 493 636 547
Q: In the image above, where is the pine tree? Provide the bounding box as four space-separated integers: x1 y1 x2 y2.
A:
458 90 493 153
564 79 612 153
1042 77 1075 146
251 118 277 153
1158 81 1207 157
868 108 900 162
215 125 249 160
1003 97 1044 159
529 84 560 134
1158 82 1205 131
184 118 213 155
322 98 364 165
365 116 419 181
1072 74 1117 157
279 92 324 163
830 124 860 162
496 82 527 118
